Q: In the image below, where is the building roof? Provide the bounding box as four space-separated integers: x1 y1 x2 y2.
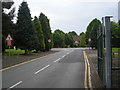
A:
72 35 81 42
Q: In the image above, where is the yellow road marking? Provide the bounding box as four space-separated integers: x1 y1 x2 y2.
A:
0 52 57 72
83 51 93 90
85 55 92 89
83 51 88 89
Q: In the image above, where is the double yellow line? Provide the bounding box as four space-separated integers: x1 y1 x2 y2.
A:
83 51 93 90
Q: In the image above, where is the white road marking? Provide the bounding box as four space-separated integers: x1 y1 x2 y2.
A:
62 55 66 58
66 52 69 55
8 81 22 89
35 65 50 74
54 58 61 62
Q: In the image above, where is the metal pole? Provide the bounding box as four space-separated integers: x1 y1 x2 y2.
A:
102 17 106 87
9 45 10 56
49 42 50 50
105 16 112 88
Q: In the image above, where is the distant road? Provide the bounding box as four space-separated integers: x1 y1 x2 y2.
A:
3 48 88 88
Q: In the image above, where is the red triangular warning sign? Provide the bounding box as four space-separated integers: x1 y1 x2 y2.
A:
6 34 13 41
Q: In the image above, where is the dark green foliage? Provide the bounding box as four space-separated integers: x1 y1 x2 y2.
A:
110 21 120 47
65 33 73 47
53 29 73 48
15 1 38 54
68 31 78 37
2 1 15 37
85 18 101 48
53 30 65 48
54 29 65 34
33 16 45 51
39 13 52 51
111 21 120 38
80 32 84 36
2 34 6 52
2 1 14 10
2 1 16 51
80 33 86 47
2 12 15 37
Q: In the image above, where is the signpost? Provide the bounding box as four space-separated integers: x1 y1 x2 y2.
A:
88 38 91 50
6 34 13 56
48 39 51 50
88 38 91 42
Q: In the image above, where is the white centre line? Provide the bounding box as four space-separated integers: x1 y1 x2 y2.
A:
67 52 69 55
35 65 50 74
54 58 61 62
62 55 66 58
8 81 22 89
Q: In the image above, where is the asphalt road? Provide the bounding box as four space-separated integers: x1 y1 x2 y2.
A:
2 48 87 89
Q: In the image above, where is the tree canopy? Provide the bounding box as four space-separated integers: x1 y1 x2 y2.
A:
33 16 45 51
85 18 101 48
39 13 52 51
79 33 86 47
53 29 65 48
65 33 73 47
68 31 78 37
15 1 38 54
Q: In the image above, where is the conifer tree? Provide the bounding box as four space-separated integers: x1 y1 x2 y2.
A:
39 13 52 51
33 16 45 52
15 1 38 54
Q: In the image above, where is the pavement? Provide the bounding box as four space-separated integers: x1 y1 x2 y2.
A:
1 48 101 89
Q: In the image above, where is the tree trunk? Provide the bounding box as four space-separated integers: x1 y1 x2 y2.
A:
25 49 27 55
36 49 38 53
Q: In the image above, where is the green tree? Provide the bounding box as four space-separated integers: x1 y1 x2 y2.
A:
65 33 73 47
15 1 38 54
2 1 15 51
68 31 78 37
80 33 86 47
85 18 101 49
2 13 15 37
53 29 65 48
110 21 119 38
39 13 52 51
33 16 45 52
80 32 84 36
110 21 120 47
2 1 14 10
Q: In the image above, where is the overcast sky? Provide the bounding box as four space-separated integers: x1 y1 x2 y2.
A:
12 0 119 35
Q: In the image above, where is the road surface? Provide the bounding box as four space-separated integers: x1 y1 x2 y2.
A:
2 48 89 89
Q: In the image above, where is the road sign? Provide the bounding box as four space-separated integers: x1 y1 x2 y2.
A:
88 38 91 42
7 40 11 45
6 34 13 41
6 34 13 46
48 39 51 43
5 34 13 56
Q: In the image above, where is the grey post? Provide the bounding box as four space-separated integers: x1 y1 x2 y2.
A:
9 45 10 56
102 17 105 86
105 16 112 88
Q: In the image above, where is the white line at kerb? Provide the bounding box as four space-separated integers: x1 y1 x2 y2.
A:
54 58 61 62
8 81 22 89
35 65 50 74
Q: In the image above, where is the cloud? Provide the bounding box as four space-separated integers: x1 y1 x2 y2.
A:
14 0 118 34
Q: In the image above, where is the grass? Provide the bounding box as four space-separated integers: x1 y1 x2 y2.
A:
112 48 120 58
5 49 25 55
3 49 37 58
112 48 120 53
115 54 120 58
